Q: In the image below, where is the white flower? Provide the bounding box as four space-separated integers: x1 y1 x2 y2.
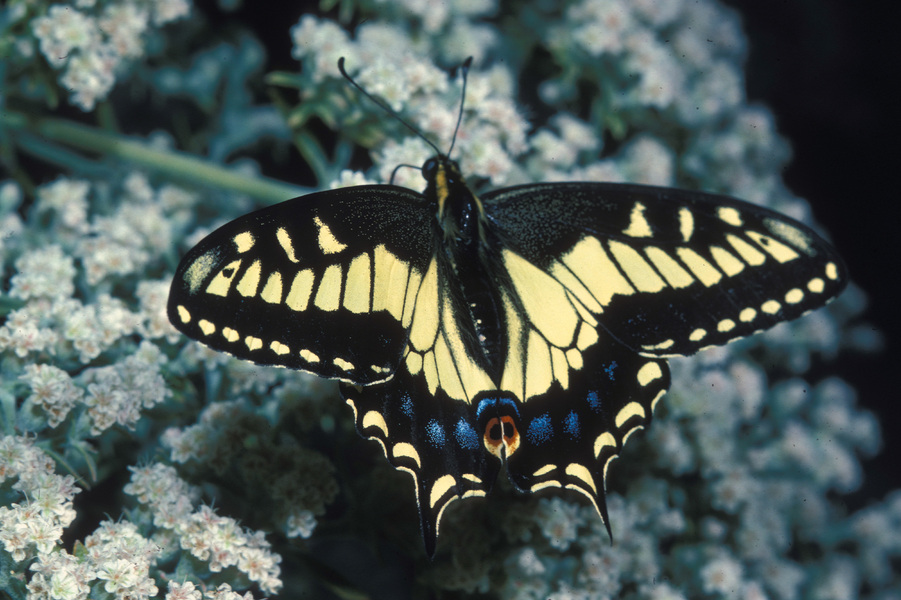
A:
700 554 744 595
9 245 76 300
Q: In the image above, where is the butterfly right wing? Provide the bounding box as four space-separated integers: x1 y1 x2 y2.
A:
167 186 435 385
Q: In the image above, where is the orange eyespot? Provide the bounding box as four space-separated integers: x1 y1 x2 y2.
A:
482 415 520 460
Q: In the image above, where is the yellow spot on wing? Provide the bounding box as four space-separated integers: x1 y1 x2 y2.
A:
608 241 665 292
532 464 556 477
300 348 320 363
679 207 694 242
807 278 825 293
726 234 766 266
362 410 388 436
176 305 191 323
676 247 722 286
409 258 439 351
739 307 757 322
709 245 745 276
270 341 290 355
233 231 255 253
344 253 372 314
825 262 839 281
222 327 238 342
430 474 457 509
314 215 348 254
562 236 635 306
206 259 242 297
286 269 315 311
276 227 299 263
372 244 410 321
717 319 735 332
237 260 262 297
761 299 781 314
333 357 354 372
593 432 616 458
623 202 652 237
260 272 283 304
637 362 663 386
615 401 645 428
785 288 804 304
764 218 812 252
565 463 597 494
717 206 743 226
525 330 553 399
689 328 706 342
314 264 343 311
504 249 579 347
576 323 598 351
199 319 215 336
392 442 422 468
746 231 800 263
245 336 262 351
645 247 693 289
184 250 218 293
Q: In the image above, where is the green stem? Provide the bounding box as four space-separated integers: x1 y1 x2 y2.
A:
2 111 310 203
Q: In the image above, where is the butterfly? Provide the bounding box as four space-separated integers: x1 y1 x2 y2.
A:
167 57 847 556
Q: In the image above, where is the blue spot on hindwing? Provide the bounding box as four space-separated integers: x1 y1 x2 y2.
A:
586 390 601 413
400 394 414 418
477 396 520 419
454 419 480 450
564 411 580 439
604 361 618 381
526 413 553 445
426 420 445 447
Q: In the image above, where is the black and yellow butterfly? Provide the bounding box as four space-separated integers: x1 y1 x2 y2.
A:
167 58 847 556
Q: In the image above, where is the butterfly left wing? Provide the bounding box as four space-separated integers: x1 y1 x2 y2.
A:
168 186 433 384
483 182 847 358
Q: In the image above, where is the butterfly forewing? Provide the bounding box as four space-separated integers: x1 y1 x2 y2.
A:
483 182 846 357
168 186 434 384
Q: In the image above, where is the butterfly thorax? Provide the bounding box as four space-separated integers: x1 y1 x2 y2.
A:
424 156 508 381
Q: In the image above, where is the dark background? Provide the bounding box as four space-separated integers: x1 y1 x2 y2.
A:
720 0 900 507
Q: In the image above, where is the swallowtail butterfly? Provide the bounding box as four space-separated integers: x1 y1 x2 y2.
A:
168 58 847 556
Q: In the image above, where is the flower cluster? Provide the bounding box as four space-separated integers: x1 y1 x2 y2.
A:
2 0 191 110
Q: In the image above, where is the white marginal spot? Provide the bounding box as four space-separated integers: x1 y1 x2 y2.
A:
764 218 812 253
233 231 255 253
642 339 674 352
825 262 839 281
314 215 348 254
198 319 215 336
637 362 663 386
689 328 706 342
531 481 560 493
623 202 652 238
270 341 290 355
222 327 239 342
761 299 781 314
176 305 191 323
462 473 483 484
245 336 262 351
807 277 825 293
615 402 645 428
276 227 299 263
184 250 218 293
717 206 743 227
717 319 735 333
299 348 320 363
739 307 757 322
333 357 355 372
785 288 804 304
678 207 694 242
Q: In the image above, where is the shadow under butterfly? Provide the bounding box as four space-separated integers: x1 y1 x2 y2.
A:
168 57 848 557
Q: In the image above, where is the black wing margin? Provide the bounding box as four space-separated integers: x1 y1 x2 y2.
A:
168 186 434 384
482 182 847 357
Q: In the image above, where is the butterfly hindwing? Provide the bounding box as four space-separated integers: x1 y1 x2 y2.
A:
340 369 500 557
168 186 434 384
483 182 846 357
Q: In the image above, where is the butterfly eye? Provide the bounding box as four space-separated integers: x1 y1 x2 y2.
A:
422 157 439 181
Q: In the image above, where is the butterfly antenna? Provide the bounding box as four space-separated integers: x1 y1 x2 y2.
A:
338 57 442 156
446 56 473 159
